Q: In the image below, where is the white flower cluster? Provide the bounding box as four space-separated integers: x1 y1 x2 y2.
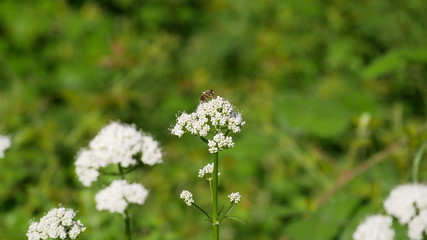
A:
180 190 194 206
228 192 241 204
26 207 85 240
198 163 220 179
171 96 245 153
354 183 427 240
208 133 234 153
0 135 11 158
384 184 427 240
75 121 162 186
95 180 149 214
353 215 394 240
384 184 427 224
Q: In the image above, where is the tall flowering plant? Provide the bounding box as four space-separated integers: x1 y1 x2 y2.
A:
171 92 245 240
75 121 162 240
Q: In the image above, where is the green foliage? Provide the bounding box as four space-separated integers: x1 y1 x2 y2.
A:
1 0 427 239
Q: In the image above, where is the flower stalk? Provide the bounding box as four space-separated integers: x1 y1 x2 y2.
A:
124 209 132 240
212 152 219 240
119 164 132 240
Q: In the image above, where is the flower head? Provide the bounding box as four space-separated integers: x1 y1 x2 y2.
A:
353 215 394 240
26 207 86 240
75 121 162 186
228 192 241 204
198 163 220 180
95 180 149 214
180 190 194 206
384 184 427 224
0 135 11 158
208 133 234 153
171 96 244 152
408 209 427 240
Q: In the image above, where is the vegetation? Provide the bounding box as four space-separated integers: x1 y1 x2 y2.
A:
1 0 427 239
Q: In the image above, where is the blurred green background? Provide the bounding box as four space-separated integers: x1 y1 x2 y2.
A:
1 0 427 239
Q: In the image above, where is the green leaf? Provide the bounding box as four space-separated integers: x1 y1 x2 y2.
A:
285 194 361 240
363 52 406 78
277 94 350 138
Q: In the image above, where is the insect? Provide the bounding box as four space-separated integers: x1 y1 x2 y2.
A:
199 89 215 102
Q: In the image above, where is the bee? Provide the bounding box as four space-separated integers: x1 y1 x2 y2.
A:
199 89 215 102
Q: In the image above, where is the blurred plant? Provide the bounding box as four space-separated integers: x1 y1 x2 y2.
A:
74 121 162 240
353 142 427 240
26 207 86 240
171 91 245 240
0 135 11 158
353 215 394 240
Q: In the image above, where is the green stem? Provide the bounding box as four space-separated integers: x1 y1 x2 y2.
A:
118 164 126 180
201 136 209 143
118 164 132 240
124 209 132 240
412 141 427 183
192 202 212 221
212 152 219 240
219 203 235 221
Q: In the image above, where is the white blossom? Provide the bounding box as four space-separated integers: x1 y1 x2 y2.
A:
171 96 245 152
95 180 149 214
26 207 85 240
384 184 427 224
198 163 219 180
141 135 163 166
408 209 427 240
228 192 241 204
208 133 234 153
75 121 162 186
353 215 394 240
180 190 194 206
0 135 11 158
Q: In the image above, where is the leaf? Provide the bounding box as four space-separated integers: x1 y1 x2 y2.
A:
363 52 406 78
276 94 350 138
285 194 361 240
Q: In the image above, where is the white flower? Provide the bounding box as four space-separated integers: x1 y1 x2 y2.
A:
95 180 149 214
26 207 85 240
180 190 194 206
171 96 245 152
408 209 427 240
384 184 427 224
141 135 163 166
198 163 220 180
208 133 234 153
228 192 241 204
353 215 394 240
0 135 11 158
75 121 162 186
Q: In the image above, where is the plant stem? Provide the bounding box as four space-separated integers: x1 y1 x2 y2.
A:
118 164 125 180
412 141 427 183
212 152 219 240
219 203 235 221
192 202 212 221
124 209 132 240
118 163 132 240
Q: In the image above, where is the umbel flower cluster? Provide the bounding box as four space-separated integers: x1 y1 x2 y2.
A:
95 180 149 214
75 121 162 186
26 207 86 240
75 121 162 214
0 135 11 158
171 96 245 153
354 183 427 240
